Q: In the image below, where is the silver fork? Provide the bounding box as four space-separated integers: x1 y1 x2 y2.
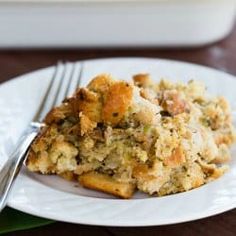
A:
0 61 83 212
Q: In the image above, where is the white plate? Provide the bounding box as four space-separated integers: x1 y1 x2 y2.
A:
0 58 236 226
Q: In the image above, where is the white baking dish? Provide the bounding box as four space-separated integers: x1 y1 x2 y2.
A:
0 0 235 48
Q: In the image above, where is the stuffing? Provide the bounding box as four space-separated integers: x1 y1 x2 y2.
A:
72 88 103 123
26 74 236 198
102 81 133 125
133 73 152 88
87 74 114 94
79 112 97 136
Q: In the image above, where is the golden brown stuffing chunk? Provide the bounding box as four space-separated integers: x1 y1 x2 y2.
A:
79 172 135 199
133 73 152 88
72 88 102 123
87 74 114 94
160 90 190 116
102 81 133 125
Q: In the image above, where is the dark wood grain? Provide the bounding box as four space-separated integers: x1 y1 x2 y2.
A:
1 25 236 236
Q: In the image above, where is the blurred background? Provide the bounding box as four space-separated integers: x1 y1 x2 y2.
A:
0 0 236 48
0 0 236 82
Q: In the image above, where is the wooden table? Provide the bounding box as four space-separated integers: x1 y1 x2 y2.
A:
1 26 236 236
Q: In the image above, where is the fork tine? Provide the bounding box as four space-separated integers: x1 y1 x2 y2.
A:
54 62 74 106
76 62 84 88
66 62 83 97
76 62 84 87
34 61 83 123
34 62 63 122
63 62 76 99
55 61 83 104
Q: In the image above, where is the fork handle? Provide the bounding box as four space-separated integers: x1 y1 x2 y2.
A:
0 122 43 212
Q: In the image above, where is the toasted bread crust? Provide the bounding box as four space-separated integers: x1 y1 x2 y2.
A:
72 88 102 123
133 73 151 88
161 91 190 116
26 126 55 173
45 103 73 124
163 146 186 168
59 171 77 181
79 112 97 135
79 172 135 199
87 74 114 94
102 81 133 125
